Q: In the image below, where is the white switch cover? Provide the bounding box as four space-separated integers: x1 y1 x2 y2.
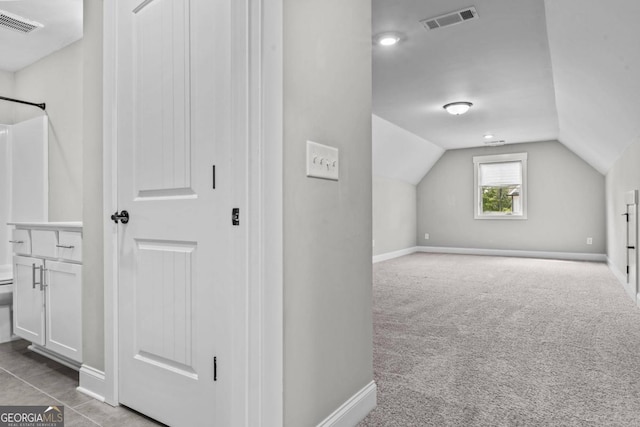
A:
306 140 339 181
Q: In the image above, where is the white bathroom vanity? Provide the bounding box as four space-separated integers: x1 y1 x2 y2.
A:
10 222 82 369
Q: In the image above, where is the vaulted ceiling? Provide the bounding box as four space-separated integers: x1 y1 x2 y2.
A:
373 0 640 179
0 0 637 179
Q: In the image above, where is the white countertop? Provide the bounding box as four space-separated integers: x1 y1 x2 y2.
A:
8 221 83 230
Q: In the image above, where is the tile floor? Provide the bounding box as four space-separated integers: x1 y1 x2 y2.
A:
0 339 164 426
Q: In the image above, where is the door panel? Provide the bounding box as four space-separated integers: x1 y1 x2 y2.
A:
134 239 195 376
45 261 82 362
13 256 44 345
133 0 192 197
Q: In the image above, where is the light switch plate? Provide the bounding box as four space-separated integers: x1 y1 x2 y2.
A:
306 140 339 181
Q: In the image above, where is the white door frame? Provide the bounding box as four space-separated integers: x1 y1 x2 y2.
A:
102 0 283 425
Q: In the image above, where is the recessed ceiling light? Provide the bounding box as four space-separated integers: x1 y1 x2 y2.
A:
484 134 494 139
443 102 473 115
375 32 402 47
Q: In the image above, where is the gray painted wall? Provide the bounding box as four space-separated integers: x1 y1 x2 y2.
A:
283 0 373 425
417 141 606 254
0 71 14 123
373 176 416 256
14 41 83 221
606 138 640 277
82 0 104 372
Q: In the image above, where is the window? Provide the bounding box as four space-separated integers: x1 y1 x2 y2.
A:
473 153 527 219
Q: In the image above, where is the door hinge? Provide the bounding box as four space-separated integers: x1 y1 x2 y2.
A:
232 208 240 226
213 356 217 381
627 265 630 275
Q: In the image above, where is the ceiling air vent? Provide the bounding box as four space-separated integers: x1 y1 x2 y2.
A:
420 7 478 31
0 10 43 34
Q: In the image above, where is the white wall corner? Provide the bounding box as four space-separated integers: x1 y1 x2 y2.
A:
0 264 11 281
417 246 607 262
373 247 419 264
77 364 106 403
607 257 636 303
316 381 377 427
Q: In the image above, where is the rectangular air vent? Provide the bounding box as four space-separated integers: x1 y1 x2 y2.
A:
0 10 43 34
420 7 478 31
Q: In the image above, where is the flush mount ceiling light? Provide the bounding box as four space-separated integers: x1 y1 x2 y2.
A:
375 32 402 47
483 134 494 139
443 102 473 115
484 140 506 146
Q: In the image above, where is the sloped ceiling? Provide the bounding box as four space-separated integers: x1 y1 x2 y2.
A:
545 0 640 174
373 115 444 185
0 0 82 72
373 0 640 181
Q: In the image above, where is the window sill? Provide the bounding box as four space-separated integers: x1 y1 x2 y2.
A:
474 214 527 220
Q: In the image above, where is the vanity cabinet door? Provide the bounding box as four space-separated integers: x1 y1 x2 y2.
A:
45 261 82 362
13 256 45 345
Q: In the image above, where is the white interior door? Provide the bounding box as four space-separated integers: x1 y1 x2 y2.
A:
628 203 637 299
115 0 238 425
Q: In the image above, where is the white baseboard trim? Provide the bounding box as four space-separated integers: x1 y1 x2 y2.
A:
77 364 106 403
372 247 418 264
316 381 377 427
607 257 636 303
416 246 607 262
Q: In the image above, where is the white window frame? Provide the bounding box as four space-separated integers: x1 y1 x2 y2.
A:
473 152 528 220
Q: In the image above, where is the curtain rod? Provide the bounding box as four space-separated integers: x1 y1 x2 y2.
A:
0 95 46 111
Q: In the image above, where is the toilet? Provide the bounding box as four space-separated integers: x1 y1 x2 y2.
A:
0 274 14 344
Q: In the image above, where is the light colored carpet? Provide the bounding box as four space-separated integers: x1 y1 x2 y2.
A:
359 253 640 426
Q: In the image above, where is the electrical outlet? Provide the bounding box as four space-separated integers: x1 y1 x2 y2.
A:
586 237 593 245
424 233 430 240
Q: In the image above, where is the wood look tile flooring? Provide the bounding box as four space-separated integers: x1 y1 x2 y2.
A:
0 339 164 427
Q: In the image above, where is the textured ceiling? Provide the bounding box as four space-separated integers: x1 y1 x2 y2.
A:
373 0 640 178
0 0 82 72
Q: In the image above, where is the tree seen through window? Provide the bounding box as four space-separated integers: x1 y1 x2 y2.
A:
481 186 520 213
